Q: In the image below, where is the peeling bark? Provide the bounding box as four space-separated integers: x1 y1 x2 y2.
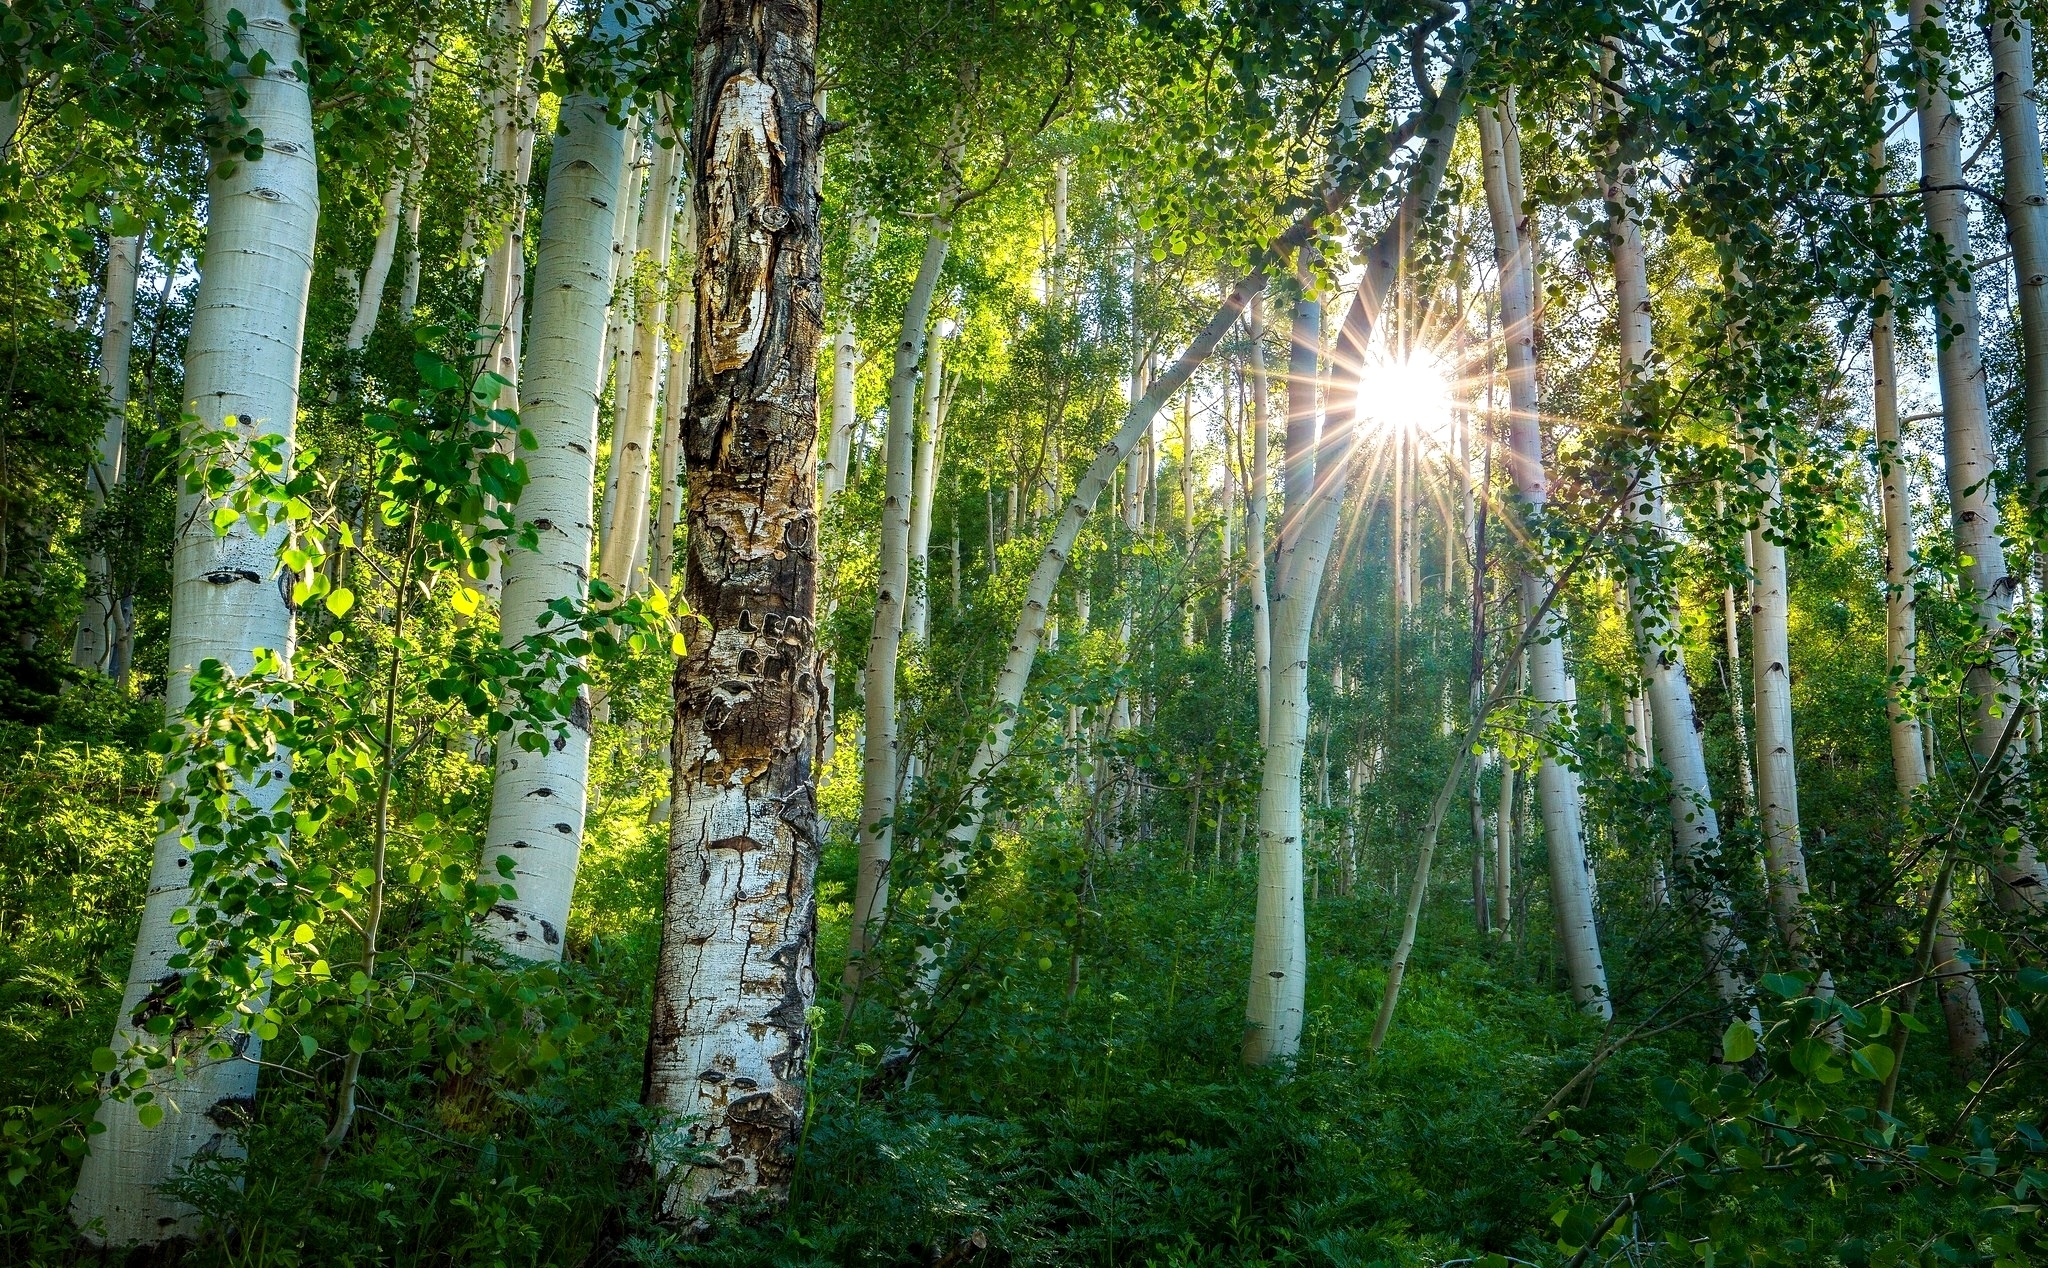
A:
643 0 824 1217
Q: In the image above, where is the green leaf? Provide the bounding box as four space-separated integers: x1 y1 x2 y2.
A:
210 506 240 535
325 588 355 618
1721 1020 1757 1064
110 207 148 236
136 1103 164 1129
90 1047 118 1075
1760 973 1807 1000
1852 1043 1896 1081
300 1033 318 1060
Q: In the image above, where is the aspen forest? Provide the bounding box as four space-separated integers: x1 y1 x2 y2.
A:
12 0 2048 1261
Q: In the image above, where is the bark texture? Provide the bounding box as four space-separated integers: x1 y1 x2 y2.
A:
643 0 824 1216
71 0 317 1243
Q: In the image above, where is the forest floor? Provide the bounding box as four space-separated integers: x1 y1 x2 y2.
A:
1 728 1875 1265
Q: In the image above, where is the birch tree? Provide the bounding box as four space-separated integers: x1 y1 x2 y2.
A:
1479 100 1607 1017
72 231 138 673
1247 68 1469 1062
641 0 824 1213
1912 0 2047 912
1597 58 1753 1008
476 0 656 959
71 0 318 1241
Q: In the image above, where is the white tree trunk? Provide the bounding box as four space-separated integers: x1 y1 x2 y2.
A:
905 323 950 642
821 214 875 506
599 109 682 594
1915 0 2048 911
1247 295 1272 746
476 0 653 958
345 173 406 351
1596 59 1754 1008
1719 573 1756 808
643 2 824 1210
1869 108 1989 1057
595 124 648 569
653 169 697 592
1246 82 1468 1061
72 0 317 1243
1988 3 2048 503
1749 459 1830 999
846 221 952 986
1481 102 1608 1017
73 233 139 673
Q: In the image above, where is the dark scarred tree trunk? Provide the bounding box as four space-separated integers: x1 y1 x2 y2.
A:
642 0 826 1219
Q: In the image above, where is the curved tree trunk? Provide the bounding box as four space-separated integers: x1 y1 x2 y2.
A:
1481 101 1608 1018
1599 48 1754 1008
642 0 824 1214
476 0 654 959
1248 76 1468 1062
73 233 139 673
71 0 317 1242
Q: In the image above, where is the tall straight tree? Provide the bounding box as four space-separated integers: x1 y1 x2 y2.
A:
1866 70 1988 1057
1986 1 2048 508
1748 453 1830 999
1913 0 2048 911
73 231 139 672
476 0 655 958
1246 295 1273 744
71 0 318 1242
847 96 966 988
598 104 683 594
642 0 824 1213
1600 54 1750 1007
1479 100 1607 1017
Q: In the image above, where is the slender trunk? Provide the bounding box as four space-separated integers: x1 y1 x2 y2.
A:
643 0 824 1214
900 44 1477 1027
599 106 683 593
905 323 950 642
595 125 649 570
846 213 954 989
1247 297 1273 745
1467 409 1491 935
1480 102 1609 1017
346 172 406 351
1869 53 1988 1063
1914 0 2047 910
477 0 655 959
72 0 317 1242
1719 575 1756 808
73 234 140 672
1987 2 2048 507
1250 75 1467 1063
1749 458 1830 997
822 211 876 507
653 165 698 591
1598 48 1754 1008
1495 750 1516 931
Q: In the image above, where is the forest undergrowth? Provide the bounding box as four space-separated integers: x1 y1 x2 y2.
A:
0 694 1980 1267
